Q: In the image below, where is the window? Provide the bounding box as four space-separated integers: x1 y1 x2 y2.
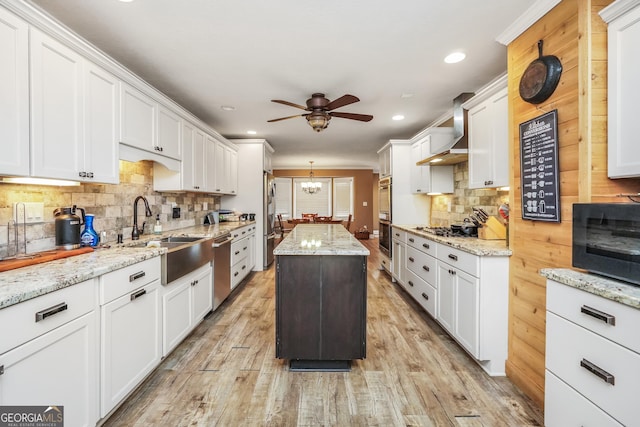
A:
274 176 354 219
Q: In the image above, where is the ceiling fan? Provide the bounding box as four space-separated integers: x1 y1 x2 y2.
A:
268 93 373 132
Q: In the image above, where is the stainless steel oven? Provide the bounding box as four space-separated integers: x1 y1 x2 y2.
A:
378 177 392 257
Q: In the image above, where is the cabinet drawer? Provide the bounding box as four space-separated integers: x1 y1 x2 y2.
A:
545 370 623 427
392 228 406 243
547 280 640 354
100 257 161 304
406 233 436 257
546 312 640 427
231 238 250 265
405 269 436 318
406 246 437 286
436 243 478 276
0 279 96 354
231 225 252 240
232 259 250 288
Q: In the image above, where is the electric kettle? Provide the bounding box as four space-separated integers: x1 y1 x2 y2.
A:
54 205 85 249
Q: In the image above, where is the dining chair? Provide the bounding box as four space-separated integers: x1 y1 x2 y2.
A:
314 216 333 223
276 214 292 238
344 214 352 232
301 213 317 220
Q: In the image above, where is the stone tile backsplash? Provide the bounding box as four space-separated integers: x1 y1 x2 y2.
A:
430 161 509 226
0 161 219 258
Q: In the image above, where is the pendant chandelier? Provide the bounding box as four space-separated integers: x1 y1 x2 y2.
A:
301 161 322 194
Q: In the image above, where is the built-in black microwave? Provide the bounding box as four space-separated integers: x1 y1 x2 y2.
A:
573 203 640 285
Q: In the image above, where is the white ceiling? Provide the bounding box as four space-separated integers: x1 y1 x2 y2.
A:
28 0 532 171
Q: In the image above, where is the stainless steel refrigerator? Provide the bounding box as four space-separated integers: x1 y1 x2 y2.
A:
263 171 276 268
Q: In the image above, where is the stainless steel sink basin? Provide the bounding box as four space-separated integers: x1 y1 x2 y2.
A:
129 236 214 284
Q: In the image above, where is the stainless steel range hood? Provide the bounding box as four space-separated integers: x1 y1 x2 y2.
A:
417 92 474 166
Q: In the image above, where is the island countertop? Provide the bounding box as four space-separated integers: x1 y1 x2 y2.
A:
274 224 370 256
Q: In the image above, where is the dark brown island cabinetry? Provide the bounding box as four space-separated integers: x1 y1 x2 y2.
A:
275 254 367 366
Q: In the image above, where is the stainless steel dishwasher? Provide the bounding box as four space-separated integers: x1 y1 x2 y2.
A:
212 232 233 310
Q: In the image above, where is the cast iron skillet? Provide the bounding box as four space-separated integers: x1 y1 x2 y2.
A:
519 40 563 104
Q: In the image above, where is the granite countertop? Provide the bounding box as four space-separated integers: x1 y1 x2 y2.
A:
0 221 255 310
274 224 370 256
393 224 512 257
540 268 640 310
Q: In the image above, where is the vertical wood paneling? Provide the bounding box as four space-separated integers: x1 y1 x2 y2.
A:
503 0 640 408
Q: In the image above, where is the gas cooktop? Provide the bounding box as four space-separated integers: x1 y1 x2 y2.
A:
412 226 477 238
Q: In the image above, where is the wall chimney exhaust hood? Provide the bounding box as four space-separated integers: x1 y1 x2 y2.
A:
417 92 474 166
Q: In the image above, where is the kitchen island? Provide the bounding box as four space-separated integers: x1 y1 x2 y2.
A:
273 224 370 371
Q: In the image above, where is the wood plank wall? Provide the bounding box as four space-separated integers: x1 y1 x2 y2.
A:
506 0 640 408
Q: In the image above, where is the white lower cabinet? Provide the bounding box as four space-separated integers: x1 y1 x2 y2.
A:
162 263 212 356
99 258 162 418
231 224 256 289
391 228 406 286
545 279 640 427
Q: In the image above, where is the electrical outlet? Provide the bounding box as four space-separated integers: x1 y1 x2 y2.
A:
362 201 368 206
14 202 45 223
172 207 181 219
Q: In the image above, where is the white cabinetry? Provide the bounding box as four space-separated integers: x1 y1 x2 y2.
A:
0 8 29 176
162 263 212 356
465 76 509 189
378 144 391 177
31 28 120 184
391 228 406 286
157 105 181 160
405 234 438 317
435 242 508 375
0 279 99 427
601 1 640 178
214 141 238 194
120 83 156 154
99 257 162 418
545 279 639 427
410 133 454 194
230 224 256 289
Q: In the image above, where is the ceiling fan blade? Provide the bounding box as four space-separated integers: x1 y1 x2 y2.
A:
325 94 360 111
267 114 306 122
329 111 373 122
271 99 307 110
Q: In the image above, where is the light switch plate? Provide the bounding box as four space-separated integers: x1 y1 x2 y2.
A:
14 202 45 224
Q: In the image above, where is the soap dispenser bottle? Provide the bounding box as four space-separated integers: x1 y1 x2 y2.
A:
153 214 162 234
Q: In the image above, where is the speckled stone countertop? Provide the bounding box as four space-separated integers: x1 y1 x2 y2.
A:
540 268 640 310
274 224 370 256
393 224 512 257
0 221 255 310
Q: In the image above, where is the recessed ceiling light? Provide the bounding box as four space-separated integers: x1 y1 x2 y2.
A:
444 52 466 64
401 93 414 99
392 115 405 121
220 105 235 111
118 0 134 3
247 130 257 135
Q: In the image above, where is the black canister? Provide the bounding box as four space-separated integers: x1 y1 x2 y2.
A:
54 205 85 249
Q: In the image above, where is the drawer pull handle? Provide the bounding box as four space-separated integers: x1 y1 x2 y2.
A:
129 271 146 282
408 280 414 287
235 250 240 255
421 293 429 301
0 365 3 375
448 269 456 275
35 302 68 322
234 271 239 277
422 243 429 249
408 238 414 243
448 254 458 261
130 289 147 301
408 257 415 262
395 233 400 237
422 265 430 272
580 359 615 385
581 305 616 326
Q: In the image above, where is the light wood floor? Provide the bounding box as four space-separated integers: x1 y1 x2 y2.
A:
104 238 544 426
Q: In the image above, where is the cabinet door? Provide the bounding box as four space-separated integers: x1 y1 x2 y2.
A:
191 266 213 322
437 261 455 335
468 102 493 188
192 128 206 190
162 279 192 356
214 140 225 193
120 83 156 152
84 62 119 184
204 136 216 192
392 240 405 285
607 5 640 178
100 280 161 417
491 88 509 187
181 121 195 190
157 106 181 160
410 141 423 193
454 269 479 357
0 312 99 427
0 8 29 176
228 148 238 194
30 29 83 181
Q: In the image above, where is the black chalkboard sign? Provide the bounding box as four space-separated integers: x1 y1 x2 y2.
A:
519 110 560 222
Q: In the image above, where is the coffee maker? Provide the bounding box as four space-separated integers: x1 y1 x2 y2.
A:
54 206 85 249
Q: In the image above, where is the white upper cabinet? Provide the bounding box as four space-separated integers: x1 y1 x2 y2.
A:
601 1 640 178
378 144 391 177
30 28 119 184
0 8 29 177
410 135 454 194
157 106 181 160
120 83 156 153
466 78 509 189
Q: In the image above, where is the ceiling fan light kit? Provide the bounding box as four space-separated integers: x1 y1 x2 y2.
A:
268 93 373 133
302 161 322 194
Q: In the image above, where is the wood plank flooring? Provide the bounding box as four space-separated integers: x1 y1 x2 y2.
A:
104 238 544 426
